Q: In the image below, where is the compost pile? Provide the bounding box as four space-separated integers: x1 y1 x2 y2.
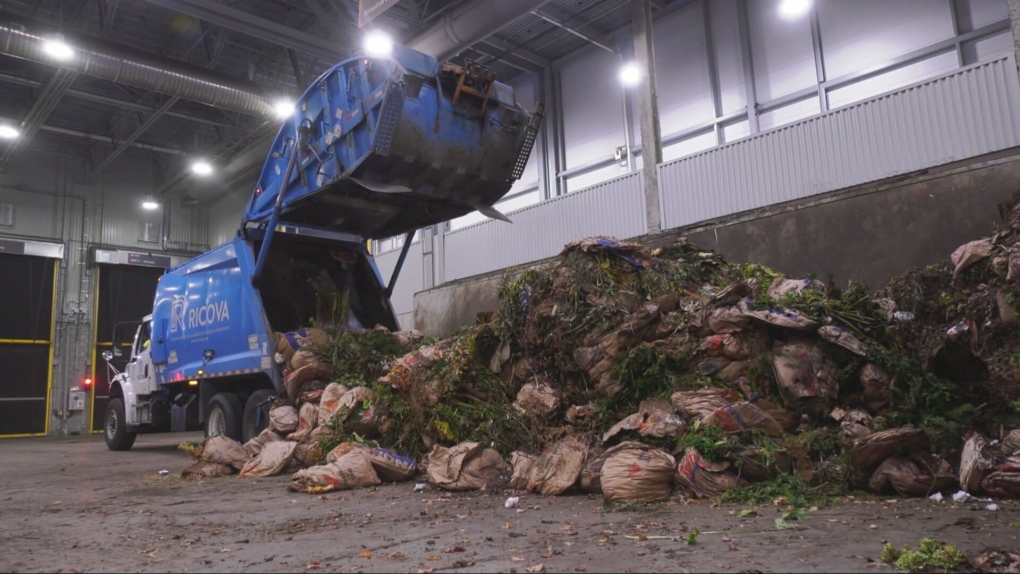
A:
181 196 1020 504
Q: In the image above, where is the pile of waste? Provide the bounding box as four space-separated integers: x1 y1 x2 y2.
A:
180 196 1020 504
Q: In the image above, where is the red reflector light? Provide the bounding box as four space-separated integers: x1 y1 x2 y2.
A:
83 377 92 386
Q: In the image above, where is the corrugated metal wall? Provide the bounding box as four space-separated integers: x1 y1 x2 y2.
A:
0 186 60 239
658 57 1020 229
444 172 646 282
207 190 249 247
0 152 212 435
373 240 424 329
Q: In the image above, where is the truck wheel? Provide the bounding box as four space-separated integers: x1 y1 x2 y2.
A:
205 393 243 441
104 398 137 451
242 390 275 443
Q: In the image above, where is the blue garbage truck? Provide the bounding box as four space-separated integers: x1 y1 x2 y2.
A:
101 46 542 450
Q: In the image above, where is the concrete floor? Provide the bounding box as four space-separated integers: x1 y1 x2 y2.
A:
1 432 1018 573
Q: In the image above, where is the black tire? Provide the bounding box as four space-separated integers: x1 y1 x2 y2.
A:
104 398 137 451
205 393 243 441
242 389 275 443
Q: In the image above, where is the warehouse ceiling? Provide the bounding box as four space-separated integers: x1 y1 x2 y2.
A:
0 0 677 203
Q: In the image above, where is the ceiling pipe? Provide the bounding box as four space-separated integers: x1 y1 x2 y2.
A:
0 20 275 118
408 0 556 63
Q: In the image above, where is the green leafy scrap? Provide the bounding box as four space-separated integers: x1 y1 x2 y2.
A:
880 538 968 572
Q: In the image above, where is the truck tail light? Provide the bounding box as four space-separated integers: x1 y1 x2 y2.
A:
83 377 92 387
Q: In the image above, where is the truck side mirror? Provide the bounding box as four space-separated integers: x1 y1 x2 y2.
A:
113 348 123 358
102 350 114 362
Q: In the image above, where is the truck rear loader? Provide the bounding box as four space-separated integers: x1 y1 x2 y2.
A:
100 46 542 450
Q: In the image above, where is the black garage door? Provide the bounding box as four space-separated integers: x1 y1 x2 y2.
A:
0 253 56 436
90 263 164 431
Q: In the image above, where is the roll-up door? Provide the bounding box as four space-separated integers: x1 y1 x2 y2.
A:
90 262 165 431
0 251 57 436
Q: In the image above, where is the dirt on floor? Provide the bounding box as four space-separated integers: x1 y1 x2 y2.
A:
0 433 1018 574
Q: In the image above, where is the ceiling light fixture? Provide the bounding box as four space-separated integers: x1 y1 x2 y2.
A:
0 125 19 140
273 98 294 120
191 160 213 176
779 0 812 18
142 200 159 210
43 34 75 61
618 62 641 87
364 31 393 58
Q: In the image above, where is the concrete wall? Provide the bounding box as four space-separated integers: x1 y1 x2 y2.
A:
414 270 509 339
414 149 1020 337
684 151 1020 288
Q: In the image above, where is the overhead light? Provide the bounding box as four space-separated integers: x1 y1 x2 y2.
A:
273 98 294 119
779 0 812 18
191 160 213 176
142 200 160 210
364 31 393 58
43 34 75 61
619 62 641 87
0 125 19 140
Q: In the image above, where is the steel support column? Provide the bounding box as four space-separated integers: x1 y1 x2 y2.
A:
702 0 724 144
631 0 661 233
1009 0 1020 72
736 0 759 134
949 0 966 67
809 3 828 112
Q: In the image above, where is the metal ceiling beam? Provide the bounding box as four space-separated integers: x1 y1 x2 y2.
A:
0 71 236 128
531 7 616 53
39 124 185 155
479 36 550 68
99 0 121 31
0 68 79 171
86 96 181 181
470 44 539 73
0 20 274 117
408 0 555 62
86 19 235 181
136 0 343 62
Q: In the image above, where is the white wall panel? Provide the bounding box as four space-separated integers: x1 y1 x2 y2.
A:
963 30 1013 65
565 163 630 193
659 58 1020 229
710 0 747 115
759 97 821 130
820 0 954 79
747 0 816 101
373 240 424 316
662 131 717 162
653 3 715 135
444 172 646 282
561 49 626 170
498 190 542 213
956 0 1008 30
828 52 959 109
450 189 542 230
722 120 751 143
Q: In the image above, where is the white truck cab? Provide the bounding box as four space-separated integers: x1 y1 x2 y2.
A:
103 316 161 449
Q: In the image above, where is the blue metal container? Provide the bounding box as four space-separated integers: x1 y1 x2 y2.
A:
242 45 542 239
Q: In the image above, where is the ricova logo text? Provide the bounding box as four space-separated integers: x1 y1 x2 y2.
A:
170 296 230 332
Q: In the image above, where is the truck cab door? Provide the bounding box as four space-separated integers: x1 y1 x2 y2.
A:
126 320 157 397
